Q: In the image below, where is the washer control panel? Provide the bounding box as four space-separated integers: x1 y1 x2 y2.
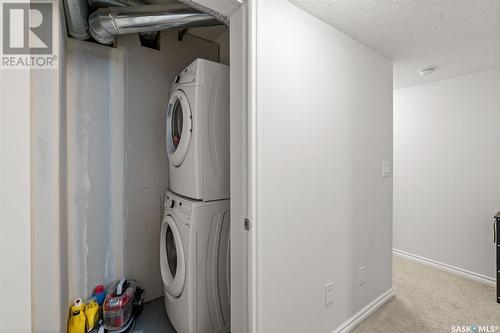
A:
164 193 192 226
165 196 175 209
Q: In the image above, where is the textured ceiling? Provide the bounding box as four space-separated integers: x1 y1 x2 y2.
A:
289 0 500 89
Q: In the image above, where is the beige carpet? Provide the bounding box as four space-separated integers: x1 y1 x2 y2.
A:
352 255 500 333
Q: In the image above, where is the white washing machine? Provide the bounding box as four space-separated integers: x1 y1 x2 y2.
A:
166 58 230 201
160 191 230 333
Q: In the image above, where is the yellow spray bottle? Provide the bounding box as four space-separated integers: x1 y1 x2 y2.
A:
68 298 86 333
85 297 99 331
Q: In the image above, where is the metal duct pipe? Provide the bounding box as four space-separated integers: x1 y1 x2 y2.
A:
176 0 229 26
88 5 221 45
88 0 149 9
62 0 90 40
88 0 159 46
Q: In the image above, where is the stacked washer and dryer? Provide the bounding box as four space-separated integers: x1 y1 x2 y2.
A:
160 58 231 333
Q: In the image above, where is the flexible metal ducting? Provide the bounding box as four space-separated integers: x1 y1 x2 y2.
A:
62 0 90 40
176 0 229 26
88 0 159 46
88 5 222 45
62 0 148 40
88 0 149 9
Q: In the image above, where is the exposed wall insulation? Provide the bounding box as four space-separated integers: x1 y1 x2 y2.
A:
66 38 126 300
118 30 219 301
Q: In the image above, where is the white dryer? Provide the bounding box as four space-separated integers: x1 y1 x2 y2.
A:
160 191 230 333
166 58 229 201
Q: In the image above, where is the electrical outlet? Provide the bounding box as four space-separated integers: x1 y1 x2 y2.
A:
358 266 366 286
325 282 334 306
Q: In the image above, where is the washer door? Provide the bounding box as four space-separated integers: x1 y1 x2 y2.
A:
166 89 192 167
160 215 186 298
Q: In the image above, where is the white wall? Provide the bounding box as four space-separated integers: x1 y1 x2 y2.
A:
2 3 66 330
0 64 32 333
255 1 393 331
31 53 67 333
117 31 218 301
394 68 500 280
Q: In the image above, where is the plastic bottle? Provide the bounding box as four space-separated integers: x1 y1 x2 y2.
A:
68 298 86 333
93 285 106 306
85 297 99 331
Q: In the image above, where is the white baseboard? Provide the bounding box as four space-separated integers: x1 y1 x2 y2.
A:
332 288 395 333
393 248 496 286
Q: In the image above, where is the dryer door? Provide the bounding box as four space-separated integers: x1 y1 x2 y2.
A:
166 90 192 167
160 215 186 298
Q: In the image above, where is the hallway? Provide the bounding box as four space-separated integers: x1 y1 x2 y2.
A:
353 256 499 333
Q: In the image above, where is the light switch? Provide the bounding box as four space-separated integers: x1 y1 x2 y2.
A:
382 161 392 177
325 282 334 306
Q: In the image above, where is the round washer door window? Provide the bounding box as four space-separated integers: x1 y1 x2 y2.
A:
166 90 192 167
160 215 185 297
166 226 177 277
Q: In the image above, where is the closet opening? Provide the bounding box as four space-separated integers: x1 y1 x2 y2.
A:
59 0 249 332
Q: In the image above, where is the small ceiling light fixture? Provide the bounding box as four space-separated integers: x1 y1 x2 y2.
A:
418 66 437 77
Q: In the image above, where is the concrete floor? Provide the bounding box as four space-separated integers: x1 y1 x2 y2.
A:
352 255 499 333
133 298 176 333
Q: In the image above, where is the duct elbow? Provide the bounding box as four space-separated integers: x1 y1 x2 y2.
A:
63 0 91 40
89 9 117 45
